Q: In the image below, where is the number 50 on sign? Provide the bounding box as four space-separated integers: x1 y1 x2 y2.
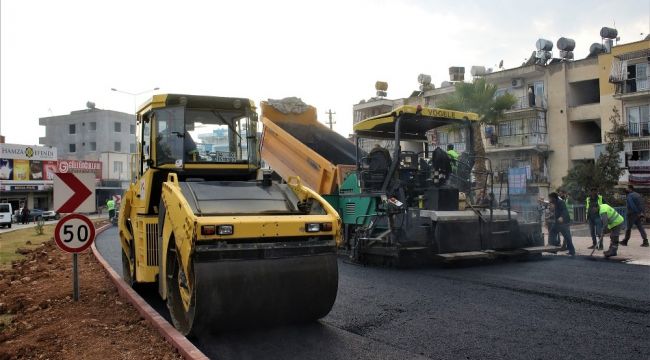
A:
54 214 96 253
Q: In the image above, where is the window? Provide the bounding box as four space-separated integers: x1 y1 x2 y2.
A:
636 63 648 91
114 141 121 152
89 122 96 131
627 105 650 137
130 124 136 134
69 143 76 152
154 106 256 166
130 143 136 153
89 142 96 151
114 122 121 132
69 124 76 134
113 161 123 174
499 122 512 136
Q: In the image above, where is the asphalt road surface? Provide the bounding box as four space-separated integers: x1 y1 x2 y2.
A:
96 227 650 360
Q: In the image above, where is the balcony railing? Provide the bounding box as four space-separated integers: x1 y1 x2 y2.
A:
628 122 650 137
616 79 650 96
486 133 548 148
511 95 547 110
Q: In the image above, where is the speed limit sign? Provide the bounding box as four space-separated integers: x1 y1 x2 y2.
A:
54 214 96 253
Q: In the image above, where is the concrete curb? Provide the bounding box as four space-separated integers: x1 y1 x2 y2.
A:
91 223 209 360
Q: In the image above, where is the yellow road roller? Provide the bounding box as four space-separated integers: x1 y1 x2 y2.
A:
118 94 341 335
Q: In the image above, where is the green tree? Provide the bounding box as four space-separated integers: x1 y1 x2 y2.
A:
562 106 626 203
438 78 517 184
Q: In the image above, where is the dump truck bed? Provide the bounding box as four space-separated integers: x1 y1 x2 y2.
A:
261 100 358 195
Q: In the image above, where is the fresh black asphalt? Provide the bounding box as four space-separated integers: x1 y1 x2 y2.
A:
96 226 650 360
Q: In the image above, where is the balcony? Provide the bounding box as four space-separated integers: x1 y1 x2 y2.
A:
510 95 547 111
628 160 650 186
614 81 650 101
569 144 596 160
627 122 650 138
567 103 600 122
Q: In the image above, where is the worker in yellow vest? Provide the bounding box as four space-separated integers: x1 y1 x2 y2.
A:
106 198 116 222
599 203 625 258
446 144 459 173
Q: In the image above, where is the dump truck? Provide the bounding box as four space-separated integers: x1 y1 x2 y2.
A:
118 94 341 335
261 100 558 265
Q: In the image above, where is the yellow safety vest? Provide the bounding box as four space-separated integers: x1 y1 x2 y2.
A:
585 195 603 209
447 149 459 171
599 204 624 229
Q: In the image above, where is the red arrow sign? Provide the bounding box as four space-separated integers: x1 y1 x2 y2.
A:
56 173 93 213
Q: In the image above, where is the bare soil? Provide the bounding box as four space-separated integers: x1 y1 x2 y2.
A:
0 224 182 360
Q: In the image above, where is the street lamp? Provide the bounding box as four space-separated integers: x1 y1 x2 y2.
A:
110 87 160 114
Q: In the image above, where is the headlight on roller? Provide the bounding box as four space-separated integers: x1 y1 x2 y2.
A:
201 225 234 235
306 223 321 232
217 225 234 235
305 223 333 232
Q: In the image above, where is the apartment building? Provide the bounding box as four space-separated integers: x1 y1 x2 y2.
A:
39 105 136 201
352 37 649 205
604 39 650 187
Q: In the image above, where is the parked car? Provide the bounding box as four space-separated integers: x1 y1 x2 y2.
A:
12 208 60 223
0 203 12 228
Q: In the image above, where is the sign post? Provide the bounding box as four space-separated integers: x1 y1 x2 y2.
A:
53 172 97 301
54 214 96 301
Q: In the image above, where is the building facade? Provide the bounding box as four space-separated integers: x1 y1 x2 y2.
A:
351 38 649 206
0 143 57 211
604 40 650 187
39 106 136 204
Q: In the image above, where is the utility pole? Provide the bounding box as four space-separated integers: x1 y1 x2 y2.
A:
325 109 336 130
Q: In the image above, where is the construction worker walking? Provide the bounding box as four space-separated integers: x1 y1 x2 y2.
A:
599 203 625 258
620 185 649 247
548 193 575 256
106 198 116 222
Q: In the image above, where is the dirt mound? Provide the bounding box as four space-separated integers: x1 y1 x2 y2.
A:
0 238 182 360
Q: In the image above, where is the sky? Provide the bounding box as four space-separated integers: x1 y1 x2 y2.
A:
1 0 649 145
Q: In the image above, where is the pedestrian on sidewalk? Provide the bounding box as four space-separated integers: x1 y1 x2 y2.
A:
620 185 649 247
599 203 625 257
21 206 30 225
548 192 575 256
586 187 604 250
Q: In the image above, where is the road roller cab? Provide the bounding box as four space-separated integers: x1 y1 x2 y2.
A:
118 94 341 335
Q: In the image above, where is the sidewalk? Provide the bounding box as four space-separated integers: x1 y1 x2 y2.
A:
562 225 650 265
0 213 108 235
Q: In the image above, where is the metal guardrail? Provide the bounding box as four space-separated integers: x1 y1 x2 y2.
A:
515 204 628 226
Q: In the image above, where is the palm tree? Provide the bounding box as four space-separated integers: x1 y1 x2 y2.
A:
438 78 516 188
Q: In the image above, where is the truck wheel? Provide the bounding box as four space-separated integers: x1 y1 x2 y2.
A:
166 242 197 336
122 251 136 287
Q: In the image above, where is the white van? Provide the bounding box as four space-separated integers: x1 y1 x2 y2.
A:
0 203 12 228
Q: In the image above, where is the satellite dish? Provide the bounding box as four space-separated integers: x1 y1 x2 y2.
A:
86 101 96 109
498 60 504 69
